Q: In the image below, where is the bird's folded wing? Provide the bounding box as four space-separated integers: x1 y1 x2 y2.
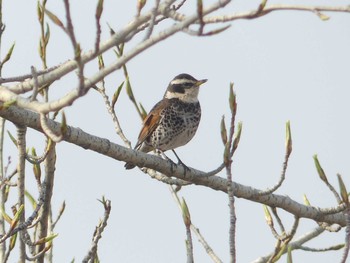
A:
134 99 169 149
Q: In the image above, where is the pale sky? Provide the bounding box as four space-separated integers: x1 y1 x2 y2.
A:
2 0 350 262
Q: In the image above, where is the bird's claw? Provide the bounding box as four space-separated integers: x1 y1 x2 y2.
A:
177 159 190 175
167 158 190 175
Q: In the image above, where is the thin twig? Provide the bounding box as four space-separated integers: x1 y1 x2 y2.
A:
94 0 103 54
257 122 292 195
143 0 161 40
170 4 350 24
51 201 65 230
0 0 231 115
225 83 238 263
36 141 56 263
0 177 48 243
82 197 111 263
298 243 344 252
340 207 350 263
93 85 131 147
169 186 223 262
16 125 27 261
185 215 194 263
30 66 39 102
191 226 223 263
270 207 285 234
63 0 85 94
146 168 191 186
253 226 326 263
0 65 60 85
40 114 62 142
0 117 6 260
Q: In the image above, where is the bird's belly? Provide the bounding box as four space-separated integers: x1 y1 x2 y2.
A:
151 119 199 151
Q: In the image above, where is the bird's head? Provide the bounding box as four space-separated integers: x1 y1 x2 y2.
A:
164 73 207 103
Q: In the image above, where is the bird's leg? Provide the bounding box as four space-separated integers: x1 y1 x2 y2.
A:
172 150 190 174
157 150 176 173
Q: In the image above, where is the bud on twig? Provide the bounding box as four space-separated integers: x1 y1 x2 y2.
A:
111 81 124 109
2 42 15 65
315 11 330 21
303 194 311 206
44 8 64 28
285 121 292 156
313 155 328 183
96 0 104 20
31 148 41 182
181 197 191 227
10 204 24 231
25 190 38 209
75 43 81 60
44 23 50 46
98 55 104 70
229 82 236 115
126 77 136 103
337 173 349 205
34 233 59 245
59 201 66 215
263 205 273 227
37 2 43 23
7 130 18 147
60 111 67 135
220 115 227 146
9 233 17 250
232 121 242 151
0 206 12 224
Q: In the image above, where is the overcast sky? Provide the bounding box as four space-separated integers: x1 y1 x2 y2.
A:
2 0 350 262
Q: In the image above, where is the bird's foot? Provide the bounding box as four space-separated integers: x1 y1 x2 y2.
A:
176 159 191 174
172 150 191 175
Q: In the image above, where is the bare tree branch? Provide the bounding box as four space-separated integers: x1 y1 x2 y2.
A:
36 141 56 263
82 197 111 263
0 104 347 227
16 126 26 262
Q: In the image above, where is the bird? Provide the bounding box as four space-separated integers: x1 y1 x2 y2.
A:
124 73 207 170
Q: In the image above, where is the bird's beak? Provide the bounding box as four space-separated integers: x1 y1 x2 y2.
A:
196 79 208 87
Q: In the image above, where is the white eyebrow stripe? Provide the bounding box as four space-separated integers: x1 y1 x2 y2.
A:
170 79 196 85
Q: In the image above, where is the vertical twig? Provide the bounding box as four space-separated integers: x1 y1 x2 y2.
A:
257 121 292 195
143 0 160 40
63 0 85 93
340 208 350 263
338 173 350 263
224 83 238 263
0 1 7 258
82 197 111 263
93 85 131 147
0 117 6 261
36 141 56 263
180 197 194 263
226 162 236 263
197 0 204 34
169 186 223 262
16 126 27 262
94 0 104 54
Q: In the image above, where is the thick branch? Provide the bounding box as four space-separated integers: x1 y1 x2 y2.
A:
0 105 347 226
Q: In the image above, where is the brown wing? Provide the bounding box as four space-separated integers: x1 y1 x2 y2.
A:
134 99 169 150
